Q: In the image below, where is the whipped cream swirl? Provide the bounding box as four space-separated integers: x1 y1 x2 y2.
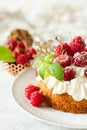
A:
36 66 87 101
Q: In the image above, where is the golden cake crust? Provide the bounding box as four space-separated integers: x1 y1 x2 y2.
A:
39 81 87 113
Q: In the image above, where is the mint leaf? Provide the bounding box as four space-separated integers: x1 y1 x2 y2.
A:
33 56 44 68
38 64 45 79
33 58 42 68
46 62 64 80
45 54 55 60
0 56 16 62
0 46 16 62
0 46 13 56
38 62 49 79
33 55 64 81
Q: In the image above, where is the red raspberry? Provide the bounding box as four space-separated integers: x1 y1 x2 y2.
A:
25 85 40 99
63 43 74 56
84 47 87 52
16 54 28 64
54 54 73 67
25 48 37 60
55 43 74 56
70 36 86 53
13 50 19 58
84 69 87 77
55 44 63 56
7 39 17 51
25 49 33 60
30 91 44 107
29 48 37 56
74 52 87 67
17 41 25 53
64 67 76 81
17 41 25 48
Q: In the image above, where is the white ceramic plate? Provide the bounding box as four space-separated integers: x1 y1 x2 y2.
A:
12 67 87 129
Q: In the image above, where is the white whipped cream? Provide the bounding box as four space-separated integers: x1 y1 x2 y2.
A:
36 66 87 101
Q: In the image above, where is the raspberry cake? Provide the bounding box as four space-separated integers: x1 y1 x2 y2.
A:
35 36 87 113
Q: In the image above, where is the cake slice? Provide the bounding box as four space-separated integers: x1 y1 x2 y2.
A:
35 36 87 113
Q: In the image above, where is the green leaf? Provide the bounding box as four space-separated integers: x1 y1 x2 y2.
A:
33 56 45 68
33 58 42 68
0 46 16 62
33 54 55 68
0 56 16 62
38 64 45 79
46 62 64 80
0 46 13 56
38 62 49 79
45 54 55 60
33 54 64 81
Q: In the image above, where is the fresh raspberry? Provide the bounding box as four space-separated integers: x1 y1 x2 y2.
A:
25 48 37 60
84 69 87 77
13 50 19 58
84 47 87 52
64 67 76 81
55 43 74 56
17 41 25 53
54 54 73 67
55 44 63 56
63 43 74 56
29 47 37 56
74 52 87 67
16 54 28 64
25 49 33 60
7 39 17 51
25 85 40 99
17 41 25 48
30 91 44 107
70 36 86 53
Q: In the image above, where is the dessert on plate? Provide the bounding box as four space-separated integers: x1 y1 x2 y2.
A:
0 29 37 75
33 36 87 113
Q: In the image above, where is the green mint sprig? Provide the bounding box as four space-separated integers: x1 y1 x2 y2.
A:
0 46 16 62
33 54 64 80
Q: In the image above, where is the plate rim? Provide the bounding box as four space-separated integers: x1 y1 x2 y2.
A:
12 67 87 129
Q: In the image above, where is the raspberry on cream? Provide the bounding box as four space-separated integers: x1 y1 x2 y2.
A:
37 65 87 101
